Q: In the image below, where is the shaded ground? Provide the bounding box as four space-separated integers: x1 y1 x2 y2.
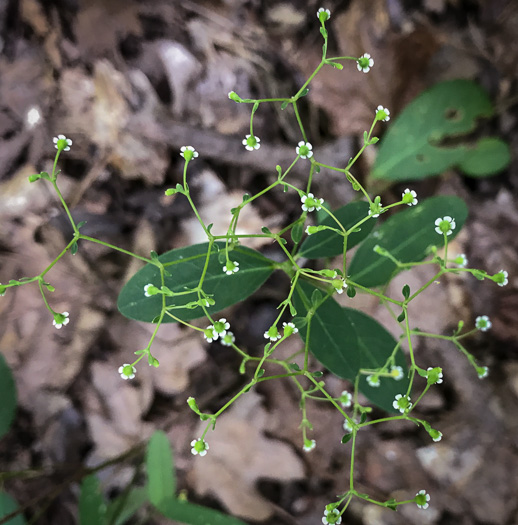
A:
1 0 518 524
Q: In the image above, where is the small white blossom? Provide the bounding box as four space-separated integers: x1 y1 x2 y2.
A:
475 315 491 332
296 141 313 159
495 269 508 287
357 53 374 73
144 283 157 297
282 322 298 336
427 367 443 384
332 278 347 294
376 105 390 122
415 490 430 510
367 375 380 387
434 216 456 236
220 332 236 347
322 508 342 524
242 134 260 151
204 326 218 343
223 261 239 275
402 188 418 206
339 390 352 408
430 429 443 442
264 326 281 341
477 366 489 379
191 439 209 457
118 363 136 380
455 254 468 268
53 134 72 151
303 439 316 452
301 192 324 212
180 146 199 160
317 8 331 22
53 311 70 329
343 419 353 433
393 394 412 413
390 365 404 380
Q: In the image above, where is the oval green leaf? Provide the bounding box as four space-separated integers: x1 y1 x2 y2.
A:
147 430 175 506
118 243 274 323
157 498 247 525
458 137 511 177
298 202 374 259
0 354 16 440
79 475 106 525
293 281 408 413
371 80 494 182
0 492 26 525
348 196 468 288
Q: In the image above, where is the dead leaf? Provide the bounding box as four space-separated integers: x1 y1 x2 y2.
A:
189 391 304 521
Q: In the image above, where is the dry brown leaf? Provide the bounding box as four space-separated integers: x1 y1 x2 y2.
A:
189 391 304 521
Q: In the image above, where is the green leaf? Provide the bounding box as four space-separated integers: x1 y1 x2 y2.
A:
79 475 106 525
281 101 289 110
371 79 497 182
147 431 175 506
298 202 374 259
0 492 26 525
458 137 511 177
71 241 78 255
118 243 274 323
341 433 352 444
293 282 409 413
105 487 148 525
0 354 16 440
402 284 410 299
156 498 247 525
348 196 468 287
291 221 304 244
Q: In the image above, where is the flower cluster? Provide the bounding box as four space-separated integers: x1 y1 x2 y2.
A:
204 318 231 343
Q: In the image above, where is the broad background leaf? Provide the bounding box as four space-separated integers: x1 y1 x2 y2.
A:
0 492 26 525
293 281 408 413
348 196 468 288
370 79 508 181
118 243 274 323
458 137 511 177
298 202 375 259
0 353 16 440
105 487 148 525
146 430 175 507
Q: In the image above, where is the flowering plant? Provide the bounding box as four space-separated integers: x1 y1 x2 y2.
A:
0 7 508 524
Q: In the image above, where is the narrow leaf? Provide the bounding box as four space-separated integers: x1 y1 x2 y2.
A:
146 431 175 506
79 475 106 525
0 354 16 439
157 498 247 525
105 487 148 525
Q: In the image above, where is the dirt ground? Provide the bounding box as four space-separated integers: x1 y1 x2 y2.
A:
1 0 518 524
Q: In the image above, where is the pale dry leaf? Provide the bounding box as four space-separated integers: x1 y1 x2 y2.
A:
190 391 304 521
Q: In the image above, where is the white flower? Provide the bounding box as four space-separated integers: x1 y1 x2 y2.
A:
495 269 508 287
53 134 72 151
343 419 353 433
296 141 313 159
390 366 404 380
118 363 136 380
402 188 418 206
332 278 347 294
317 7 331 21
427 367 443 384
191 438 209 457
282 322 298 336
213 318 230 338
339 390 352 408
204 326 218 342
0 283 6 297
367 375 380 387
220 332 235 347
455 254 468 268
223 261 239 275
376 105 390 122
430 429 443 442
53 311 70 329
322 508 342 524
301 193 324 212
180 146 199 160
357 53 374 73
144 283 157 297
434 216 456 236
415 490 430 510
242 134 260 151
303 439 316 452
264 326 280 341
477 366 489 379
393 394 412 413
475 315 491 332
